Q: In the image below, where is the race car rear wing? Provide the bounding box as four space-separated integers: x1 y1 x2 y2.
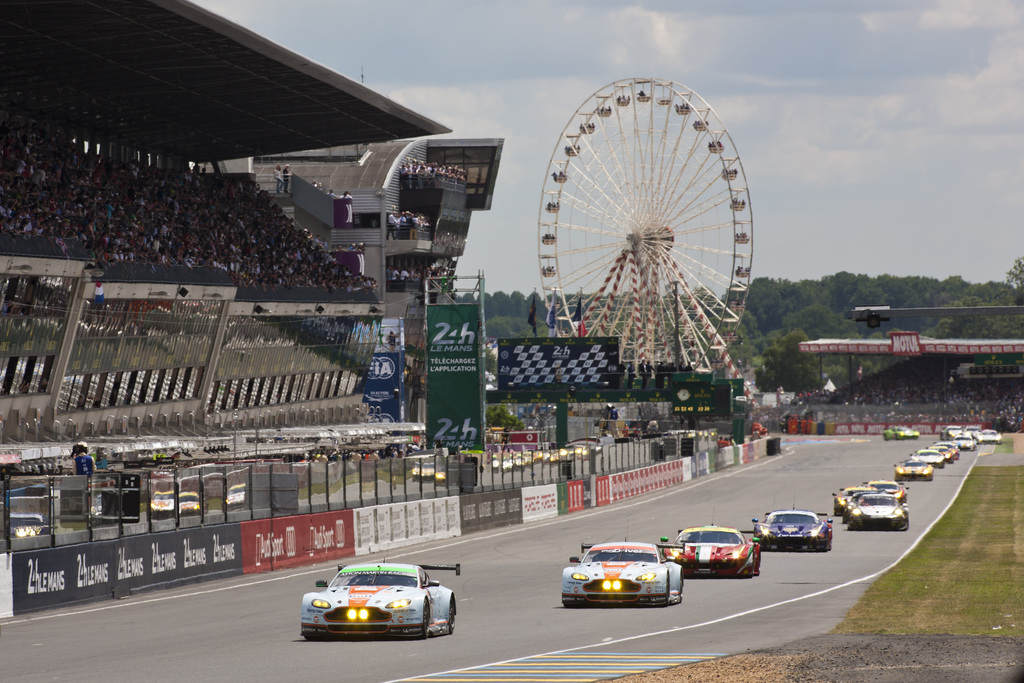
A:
334 563 461 575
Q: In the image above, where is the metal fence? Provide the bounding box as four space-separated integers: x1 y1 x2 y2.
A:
2 431 711 549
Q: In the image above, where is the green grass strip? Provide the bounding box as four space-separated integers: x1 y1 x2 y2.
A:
834 466 1024 636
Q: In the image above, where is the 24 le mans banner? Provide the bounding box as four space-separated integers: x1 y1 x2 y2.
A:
426 304 483 451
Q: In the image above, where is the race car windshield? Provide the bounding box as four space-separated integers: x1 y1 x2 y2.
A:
331 571 419 587
766 513 818 525
871 483 899 491
584 549 659 563
859 495 897 507
676 530 745 545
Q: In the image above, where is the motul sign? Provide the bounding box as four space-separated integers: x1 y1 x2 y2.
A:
890 331 921 356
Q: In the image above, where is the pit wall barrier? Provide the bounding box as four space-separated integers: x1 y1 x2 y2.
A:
12 525 243 614
1 435 762 614
1 553 12 617
353 497 460 555
240 510 355 574
460 489 524 534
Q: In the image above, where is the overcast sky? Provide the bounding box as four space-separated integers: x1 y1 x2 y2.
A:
195 0 1024 295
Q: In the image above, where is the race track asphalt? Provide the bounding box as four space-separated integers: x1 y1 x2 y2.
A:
0 436 979 683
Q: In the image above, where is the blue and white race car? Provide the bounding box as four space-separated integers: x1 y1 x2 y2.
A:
752 509 832 551
561 541 683 607
300 562 459 639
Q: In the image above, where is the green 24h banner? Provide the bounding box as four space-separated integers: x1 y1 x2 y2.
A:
426 304 483 451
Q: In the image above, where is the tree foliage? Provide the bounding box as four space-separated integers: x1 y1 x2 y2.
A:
485 404 524 431
754 330 819 393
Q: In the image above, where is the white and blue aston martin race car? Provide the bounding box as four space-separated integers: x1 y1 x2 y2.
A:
561 541 683 607
300 562 459 639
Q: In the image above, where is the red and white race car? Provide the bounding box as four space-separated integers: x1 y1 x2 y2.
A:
659 525 761 578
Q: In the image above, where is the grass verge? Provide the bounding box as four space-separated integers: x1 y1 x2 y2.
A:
833 465 1024 636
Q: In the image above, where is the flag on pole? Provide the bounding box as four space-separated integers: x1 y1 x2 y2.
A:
573 295 586 337
545 291 557 338
527 294 537 335
93 282 104 305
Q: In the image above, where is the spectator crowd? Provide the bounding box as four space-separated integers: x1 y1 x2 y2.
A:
789 356 1024 431
0 118 374 292
399 160 467 189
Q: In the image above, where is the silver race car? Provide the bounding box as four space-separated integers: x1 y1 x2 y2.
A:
301 562 459 639
562 541 683 607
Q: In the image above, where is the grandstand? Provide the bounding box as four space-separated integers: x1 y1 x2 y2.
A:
0 1 498 471
792 336 1024 432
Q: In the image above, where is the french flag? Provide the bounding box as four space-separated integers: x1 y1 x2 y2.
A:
94 282 104 304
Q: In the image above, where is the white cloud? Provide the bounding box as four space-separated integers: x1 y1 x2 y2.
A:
919 0 1022 29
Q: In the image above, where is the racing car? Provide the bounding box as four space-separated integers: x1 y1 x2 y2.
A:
300 562 459 639
751 509 832 551
833 485 877 516
845 493 909 531
910 448 946 468
883 425 919 441
865 479 908 504
561 542 682 607
659 525 761 578
895 459 933 481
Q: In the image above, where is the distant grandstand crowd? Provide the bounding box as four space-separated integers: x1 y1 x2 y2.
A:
793 356 1024 430
0 118 374 291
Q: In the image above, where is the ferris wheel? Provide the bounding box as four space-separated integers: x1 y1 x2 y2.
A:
538 77 752 375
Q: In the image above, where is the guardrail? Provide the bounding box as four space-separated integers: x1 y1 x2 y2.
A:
2 432 709 548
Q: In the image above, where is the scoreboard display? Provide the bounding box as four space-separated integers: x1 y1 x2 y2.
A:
497 337 619 390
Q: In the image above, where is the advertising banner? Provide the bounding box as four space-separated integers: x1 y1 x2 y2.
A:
333 195 354 229
353 498 461 555
566 480 585 513
426 304 483 450
13 526 243 613
240 510 354 574
459 490 524 534
363 318 404 422
594 475 611 507
521 484 559 522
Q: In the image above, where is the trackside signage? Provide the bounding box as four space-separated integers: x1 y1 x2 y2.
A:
889 331 921 356
240 510 355 574
13 526 243 613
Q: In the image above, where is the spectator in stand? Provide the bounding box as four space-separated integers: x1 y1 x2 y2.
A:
274 165 284 192
282 164 291 192
0 119 375 293
72 442 94 476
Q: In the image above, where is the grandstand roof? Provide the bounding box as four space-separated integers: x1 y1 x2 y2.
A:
0 0 451 162
800 338 1024 355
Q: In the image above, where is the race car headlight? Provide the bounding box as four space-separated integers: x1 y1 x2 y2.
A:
809 528 820 536
346 608 370 620
637 572 657 581
729 550 743 558
386 599 411 609
311 599 331 609
851 509 862 516
924 467 932 474
894 508 905 516
602 580 622 591
896 468 906 474
571 573 589 581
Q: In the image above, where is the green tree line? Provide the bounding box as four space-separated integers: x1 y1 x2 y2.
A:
467 261 1024 393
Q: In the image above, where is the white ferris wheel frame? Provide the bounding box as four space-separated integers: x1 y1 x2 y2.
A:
537 77 753 376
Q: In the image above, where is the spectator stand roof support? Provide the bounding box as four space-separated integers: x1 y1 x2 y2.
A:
0 0 450 164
